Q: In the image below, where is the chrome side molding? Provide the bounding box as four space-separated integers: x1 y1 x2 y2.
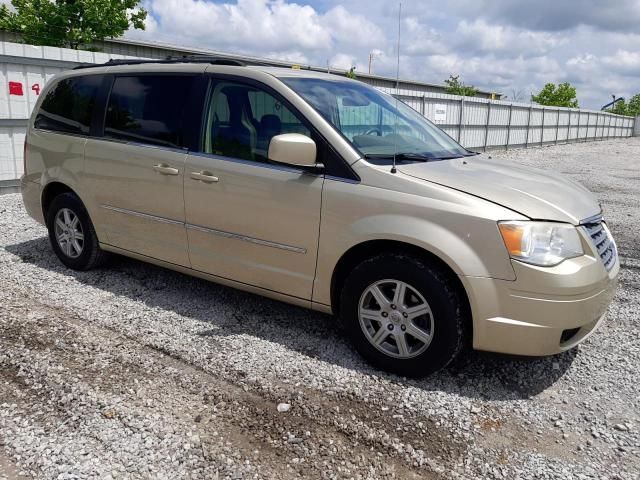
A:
100 205 184 226
186 224 307 254
100 204 307 254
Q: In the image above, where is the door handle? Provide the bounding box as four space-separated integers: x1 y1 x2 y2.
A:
153 164 180 176
191 171 219 183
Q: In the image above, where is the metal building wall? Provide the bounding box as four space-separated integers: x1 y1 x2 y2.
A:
0 40 636 186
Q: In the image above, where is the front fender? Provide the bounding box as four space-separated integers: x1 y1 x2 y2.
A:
313 175 522 308
346 213 510 278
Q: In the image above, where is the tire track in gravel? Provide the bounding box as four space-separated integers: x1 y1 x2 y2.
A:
0 291 448 479
0 452 26 480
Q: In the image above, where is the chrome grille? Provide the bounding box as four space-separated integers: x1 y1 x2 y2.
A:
583 220 617 272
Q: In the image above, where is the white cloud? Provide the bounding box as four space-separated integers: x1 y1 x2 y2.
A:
601 50 640 76
264 50 312 64
132 0 332 52
445 0 640 32
454 20 564 56
564 49 640 104
320 5 384 49
566 53 597 68
330 53 358 71
130 0 387 57
403 18 447 57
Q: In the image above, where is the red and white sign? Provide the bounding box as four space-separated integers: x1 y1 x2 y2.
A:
9 81 24 96
7 81 41 96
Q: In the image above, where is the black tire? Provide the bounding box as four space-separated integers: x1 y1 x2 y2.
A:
340 253 468 377
46 192 107 270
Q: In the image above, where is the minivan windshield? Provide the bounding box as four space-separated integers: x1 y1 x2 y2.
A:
281 77 473 162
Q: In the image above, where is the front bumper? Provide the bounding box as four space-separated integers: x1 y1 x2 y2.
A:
462 253 619 356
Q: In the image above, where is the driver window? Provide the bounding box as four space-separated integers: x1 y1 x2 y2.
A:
203 81 310 163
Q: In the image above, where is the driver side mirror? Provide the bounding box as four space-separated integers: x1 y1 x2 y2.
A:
268 134 320 169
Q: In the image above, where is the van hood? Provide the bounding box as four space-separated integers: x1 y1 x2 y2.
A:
398 155 600 224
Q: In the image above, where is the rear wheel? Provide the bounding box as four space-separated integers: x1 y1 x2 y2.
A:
340 253 468 377
46 193 107 270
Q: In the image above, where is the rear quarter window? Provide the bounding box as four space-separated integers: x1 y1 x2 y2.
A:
34 75 102 135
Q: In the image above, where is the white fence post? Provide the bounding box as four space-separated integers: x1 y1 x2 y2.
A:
525 105 533 147
457 97 465 143
599 113 604 141
484 101 491 151
505 104 513 150
634 116 640 136
585 111 590 142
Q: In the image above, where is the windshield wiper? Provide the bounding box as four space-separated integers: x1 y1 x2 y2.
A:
429 154 466 160
364 152 432 162
425 151 480 160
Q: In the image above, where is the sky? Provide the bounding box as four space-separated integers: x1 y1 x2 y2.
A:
124 0 640 108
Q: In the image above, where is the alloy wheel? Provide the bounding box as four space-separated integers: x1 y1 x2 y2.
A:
358 279 434 359
54 208 85 259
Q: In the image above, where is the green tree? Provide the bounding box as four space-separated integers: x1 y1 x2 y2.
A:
627 94 640 116
0 0 147 49
346 66 357 79
605 95 640 116
531 82 579 108
607 98 628 116
444 75 478 97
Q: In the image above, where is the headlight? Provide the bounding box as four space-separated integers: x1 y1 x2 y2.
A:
498 221 583 266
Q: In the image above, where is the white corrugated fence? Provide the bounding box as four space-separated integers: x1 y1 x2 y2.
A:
1 40 637 185
384 89 636 150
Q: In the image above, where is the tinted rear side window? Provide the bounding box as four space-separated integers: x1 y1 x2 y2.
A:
104 75 195 148
34 75 102 135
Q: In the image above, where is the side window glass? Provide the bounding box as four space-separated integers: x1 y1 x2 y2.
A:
34 75 102 135
105 75 194 148
203 81 311 162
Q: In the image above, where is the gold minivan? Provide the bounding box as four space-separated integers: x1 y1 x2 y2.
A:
21 59 619 376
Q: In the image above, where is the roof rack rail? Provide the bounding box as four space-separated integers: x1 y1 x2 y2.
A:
73 55 250 70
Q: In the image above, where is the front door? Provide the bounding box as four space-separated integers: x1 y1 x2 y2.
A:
184 79 323 300
84 74 196 267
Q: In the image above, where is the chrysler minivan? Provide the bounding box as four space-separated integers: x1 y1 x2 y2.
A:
21 58 619 376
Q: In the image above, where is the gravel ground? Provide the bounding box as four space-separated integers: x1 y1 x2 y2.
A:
1 137 639 480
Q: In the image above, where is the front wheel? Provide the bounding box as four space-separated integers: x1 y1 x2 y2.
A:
340 253 468 377
46 192 107 270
